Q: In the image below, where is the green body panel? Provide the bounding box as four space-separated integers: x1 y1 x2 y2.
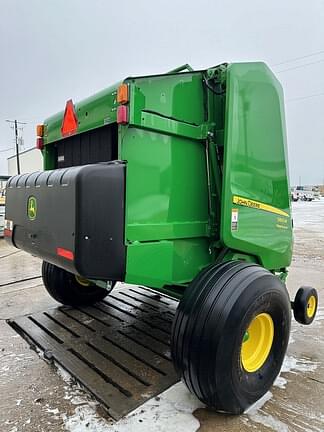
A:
127 73 206 127
41 62 292 293
126 238 211 289
121 129 209 241
221 63 292 270
121 73 212 287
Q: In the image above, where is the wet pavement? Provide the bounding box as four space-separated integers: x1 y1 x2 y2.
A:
0 199 323 432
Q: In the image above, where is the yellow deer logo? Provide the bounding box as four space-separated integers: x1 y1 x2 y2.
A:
27 196 37 220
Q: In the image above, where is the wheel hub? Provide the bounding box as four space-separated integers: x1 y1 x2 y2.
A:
306 295 316 318
75 275 91 287
241 313 274 373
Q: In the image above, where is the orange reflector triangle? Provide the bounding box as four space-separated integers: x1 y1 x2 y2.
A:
61 99 78 137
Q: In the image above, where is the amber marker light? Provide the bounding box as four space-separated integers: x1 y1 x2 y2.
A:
36 124 44 137
36 124 45 150
117 83 129 104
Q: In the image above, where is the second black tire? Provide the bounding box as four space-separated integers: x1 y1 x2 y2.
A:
42 261 114 306
293 286 318 325
171 260 291 414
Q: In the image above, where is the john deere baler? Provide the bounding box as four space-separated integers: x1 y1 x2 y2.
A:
4 62 318 414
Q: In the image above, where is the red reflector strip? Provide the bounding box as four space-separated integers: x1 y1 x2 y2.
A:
4 219 13 236
4 229 12 238
36 137 44 150
57 247 74 261
117 105 128 124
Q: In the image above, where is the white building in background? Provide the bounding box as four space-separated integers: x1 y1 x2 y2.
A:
1 148 43 236
7 147 43 176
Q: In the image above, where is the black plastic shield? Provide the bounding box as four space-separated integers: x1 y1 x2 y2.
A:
5 162 126 281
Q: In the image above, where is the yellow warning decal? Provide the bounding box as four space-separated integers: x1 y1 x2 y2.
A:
233 195 289 218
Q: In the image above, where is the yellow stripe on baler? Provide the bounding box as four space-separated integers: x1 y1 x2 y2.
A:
233 195 289 218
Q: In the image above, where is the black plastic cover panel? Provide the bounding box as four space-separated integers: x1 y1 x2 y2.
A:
5 162 125 280
55 124 118 169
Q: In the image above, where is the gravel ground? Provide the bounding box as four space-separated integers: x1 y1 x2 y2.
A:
0 199 323 432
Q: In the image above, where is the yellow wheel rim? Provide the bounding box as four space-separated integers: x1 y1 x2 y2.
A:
306 295 316 318
241 313 274 373
75 275 91 287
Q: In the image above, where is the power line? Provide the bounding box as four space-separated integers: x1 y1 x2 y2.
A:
0 116 40 123
286 91 324 103
276 58 324 73
272 49 324 67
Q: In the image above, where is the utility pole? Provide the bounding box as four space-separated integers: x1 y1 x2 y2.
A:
6 119 27 175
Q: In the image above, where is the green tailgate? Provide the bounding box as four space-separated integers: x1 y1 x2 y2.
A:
221 62 292 270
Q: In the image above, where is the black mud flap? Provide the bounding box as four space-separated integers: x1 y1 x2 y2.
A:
5 162 126 281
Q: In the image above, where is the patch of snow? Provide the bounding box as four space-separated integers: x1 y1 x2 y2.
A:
315 308 324 321
248 411 289 432
110 382 202 432
292 199 324 230
245 391 289 431
70 395 88 406
244 353 320 431
46 407 60 415
62 405 111 432
245 391 273 414
273 376 287 389
281 355 318 374
52 356 202 432
55 362 74 384
289 334 296 344
63 382 202 432
272 354 318 391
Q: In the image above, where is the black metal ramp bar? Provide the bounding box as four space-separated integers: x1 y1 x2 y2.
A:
8 285 180 420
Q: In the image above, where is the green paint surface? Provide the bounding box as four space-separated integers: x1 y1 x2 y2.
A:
221 63 292 270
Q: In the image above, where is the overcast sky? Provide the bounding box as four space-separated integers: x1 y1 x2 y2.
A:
0 0 323 185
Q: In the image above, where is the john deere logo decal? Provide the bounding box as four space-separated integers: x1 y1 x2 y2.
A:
27 196 37 220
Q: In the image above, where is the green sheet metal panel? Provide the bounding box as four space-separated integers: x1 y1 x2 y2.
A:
221 62 292 270
121 127 211 287
128 72 206 127
121 72 212 287
122 128 209 239
125 238 211 289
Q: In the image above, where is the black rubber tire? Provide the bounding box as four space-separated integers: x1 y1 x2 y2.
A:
42 261 114 306
293 286 318 325
171 261 291 414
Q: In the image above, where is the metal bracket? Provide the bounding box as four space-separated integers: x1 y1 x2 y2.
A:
89 279 113 291
206 63 228 83
167 64 194 74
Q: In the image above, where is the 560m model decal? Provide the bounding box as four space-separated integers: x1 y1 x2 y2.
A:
233 195 289 218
